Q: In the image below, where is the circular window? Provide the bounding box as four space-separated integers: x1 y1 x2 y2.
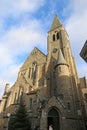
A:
53 48 57 53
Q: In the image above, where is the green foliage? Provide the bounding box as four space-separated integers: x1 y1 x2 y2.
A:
8 114 15 130
8 99 31 130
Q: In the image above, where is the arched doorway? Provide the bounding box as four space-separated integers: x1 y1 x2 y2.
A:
48 108 60 130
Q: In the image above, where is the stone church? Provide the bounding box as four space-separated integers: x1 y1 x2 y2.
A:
0 15 87 130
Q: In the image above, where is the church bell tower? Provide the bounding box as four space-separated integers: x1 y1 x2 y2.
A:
47 15 78 82
46 15 86 130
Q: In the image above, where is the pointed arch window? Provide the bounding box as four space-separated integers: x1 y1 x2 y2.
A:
31 67 34 79
31 61 37 84
14 92 17 104
28 62 37 81
53 34 55 41
84 93 87 101
67 102 70 110
57 32 59 40
28 68 31 78
30 98 32 109
58 66 61 72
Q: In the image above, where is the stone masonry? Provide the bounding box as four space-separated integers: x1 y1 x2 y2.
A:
0 15 87 130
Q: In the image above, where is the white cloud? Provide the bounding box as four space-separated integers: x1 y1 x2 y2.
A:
0 19 47 56
66 11 87 52
0 0 45 18
64 0 87 78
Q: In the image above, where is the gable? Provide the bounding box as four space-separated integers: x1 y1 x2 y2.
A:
20 47 46 71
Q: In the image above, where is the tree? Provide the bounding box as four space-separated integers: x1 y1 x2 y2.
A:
8 114 16 130
8 99 31 130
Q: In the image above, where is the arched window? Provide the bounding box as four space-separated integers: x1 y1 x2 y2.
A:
57 32 59 40
67 102 70 110
30 98 32 109
84 93 87 101
31 67 34 79
53 34 55 41
14 92 17 104
58 66 61 72
28 68 31 78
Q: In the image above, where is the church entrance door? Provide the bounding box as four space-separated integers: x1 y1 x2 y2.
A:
48 108 60 130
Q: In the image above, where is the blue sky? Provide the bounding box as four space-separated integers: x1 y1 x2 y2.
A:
0 0 87 99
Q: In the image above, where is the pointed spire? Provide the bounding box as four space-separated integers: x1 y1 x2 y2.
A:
55 49 69 68
50 15 61 31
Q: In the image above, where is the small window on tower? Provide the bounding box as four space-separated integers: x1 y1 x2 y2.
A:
53 34 55 41
58 66 61 72
67 102 70 110
57 32 59 40
84 93 87 101
30 98 32 109
58 94 64 100
53 48 57 53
